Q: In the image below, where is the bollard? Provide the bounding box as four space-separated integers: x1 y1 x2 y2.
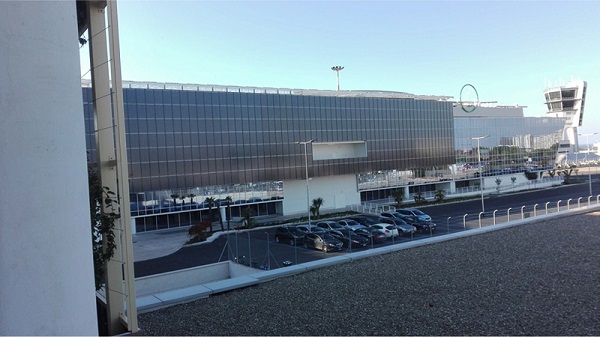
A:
248 231 252 266
507 207 512 222
493 210 498 225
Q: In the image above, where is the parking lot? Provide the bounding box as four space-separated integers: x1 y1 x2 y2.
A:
222 218 450 270
134 181 600 278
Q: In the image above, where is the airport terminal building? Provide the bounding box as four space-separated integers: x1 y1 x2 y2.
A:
82 81 566 232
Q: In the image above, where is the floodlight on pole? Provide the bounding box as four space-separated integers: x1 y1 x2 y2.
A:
471 135 490 213
296 139 314 228
578 132 597 196
331 66 344 91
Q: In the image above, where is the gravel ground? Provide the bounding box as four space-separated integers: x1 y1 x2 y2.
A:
139 211 600 336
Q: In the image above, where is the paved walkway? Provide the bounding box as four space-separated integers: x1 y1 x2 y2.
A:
133 228 190 262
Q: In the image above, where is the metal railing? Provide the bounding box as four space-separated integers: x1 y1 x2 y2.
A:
217 194 600 273
446 194 600 232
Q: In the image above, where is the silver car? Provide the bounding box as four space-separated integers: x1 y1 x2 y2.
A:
378 217 417 235
396 208 432 222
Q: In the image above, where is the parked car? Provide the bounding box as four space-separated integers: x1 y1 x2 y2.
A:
274 226 305 245
303 233 344 252
316 220 344 231
368 223 400 238
329 228 369 248
337 219 366 230
397 215 437 233
348 215 381 227
380 211 407 220
353 227 387 244
377 217 417 235
295 224 327 234
396 208 432 222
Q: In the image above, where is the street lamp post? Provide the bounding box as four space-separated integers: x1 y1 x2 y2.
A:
578 132 597 196
331 66 344 91
296 139 314 228
471 135 490 213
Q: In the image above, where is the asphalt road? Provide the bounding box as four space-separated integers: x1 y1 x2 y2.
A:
135 178 600 278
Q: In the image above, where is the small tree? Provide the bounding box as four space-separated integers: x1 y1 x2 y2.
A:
495 178 502 194
170 193 179 207
188 221 211 243
434 189 445 202
392 189 404 208
241 207 255 229
524 171 539 181
524 171 539 188
511 176 516 191
312 197 324 219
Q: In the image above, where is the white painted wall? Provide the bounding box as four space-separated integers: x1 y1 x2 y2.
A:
136 261 258 296
283 175 360 215
0 2 98 335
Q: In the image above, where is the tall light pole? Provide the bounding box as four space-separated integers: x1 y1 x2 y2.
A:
471 135 490 213
296 139 314 227
578 132 597 196
331 66 344 91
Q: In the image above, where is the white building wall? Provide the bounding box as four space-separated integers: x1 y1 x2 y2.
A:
453 105 524 118
283 175 361 216
0 2 98 335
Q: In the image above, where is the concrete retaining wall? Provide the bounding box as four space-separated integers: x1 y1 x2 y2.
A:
136 261 258 297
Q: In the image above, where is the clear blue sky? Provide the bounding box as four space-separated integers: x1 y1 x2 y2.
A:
80 0 600 142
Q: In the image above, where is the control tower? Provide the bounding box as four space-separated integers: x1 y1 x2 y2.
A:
544 80 587 164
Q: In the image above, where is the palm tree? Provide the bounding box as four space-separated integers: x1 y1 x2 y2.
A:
217 199 225 231
188 193 196 208
224 196 233 230
310 205 317 218
311 197 324 219
435 189 445 202
204 197 216 233
170 193 179 211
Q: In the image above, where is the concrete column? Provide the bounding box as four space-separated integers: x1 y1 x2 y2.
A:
0 1 98 335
